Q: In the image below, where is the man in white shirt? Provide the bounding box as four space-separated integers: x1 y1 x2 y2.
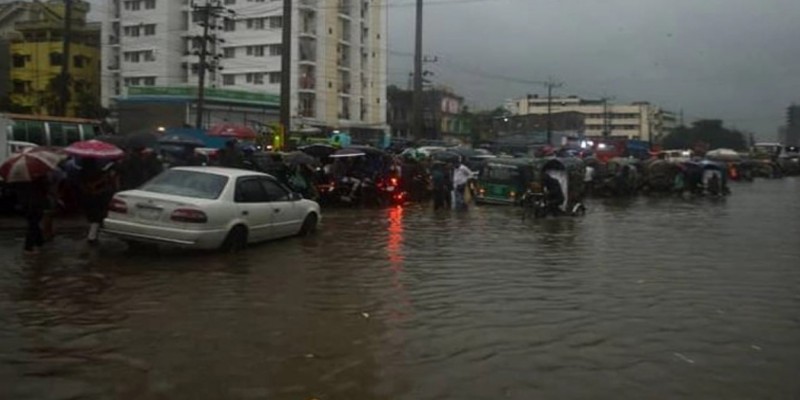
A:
452 160 474 210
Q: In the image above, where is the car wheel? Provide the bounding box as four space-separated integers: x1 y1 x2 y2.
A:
299 213 318 236
220 225 248 252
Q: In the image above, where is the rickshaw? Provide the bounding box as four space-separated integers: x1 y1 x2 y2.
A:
323 146 403 206
680 160 730 196
641 159 682 193
474 158 539 205
602 157 641 196
521 157 587 218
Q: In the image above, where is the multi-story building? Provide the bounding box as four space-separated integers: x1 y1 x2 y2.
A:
102 0 388 139
3 0 100 116
785 104 800 147
387 85 471 143
0 1 40 100
506 95 677 143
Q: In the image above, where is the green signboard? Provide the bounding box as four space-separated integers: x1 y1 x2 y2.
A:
127 86 280 107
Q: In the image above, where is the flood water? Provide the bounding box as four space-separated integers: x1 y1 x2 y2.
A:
1 178 799 400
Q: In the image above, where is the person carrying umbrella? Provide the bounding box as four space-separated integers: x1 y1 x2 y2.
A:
0 148 65 254
64 140 124 244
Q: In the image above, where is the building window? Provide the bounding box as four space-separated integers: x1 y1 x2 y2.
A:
49 52 62 66
223 47 236 58
73 55 84 68
12 54 28 68
246 46 265 56
143 50 155 62
246 73 264 84
12 80 30 94
269 16 282 29
246 18 264 30
143 77 156 86
269 72 280 84
269 44 281 56
144 0 155 9
123 26 140 37
143 24 156 35
224 0 235 4
124 1 141 11
223 18 236 31
223 74 236 85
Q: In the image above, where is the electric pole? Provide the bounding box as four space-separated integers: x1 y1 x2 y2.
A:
412 0 423 141
601 97 612 137
57 0 73 116
544 79 563 145
192 0 229 129
279 0 292 147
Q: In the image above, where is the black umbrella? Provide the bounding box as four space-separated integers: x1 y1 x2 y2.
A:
283 151 319 166
431 151 461 163
299 144 336 159
127 132 159 149
158 134 205 147
330 148 367 158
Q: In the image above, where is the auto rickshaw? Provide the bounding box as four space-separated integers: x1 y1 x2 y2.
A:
602 157 641 196
474 157 539 205
642 158 682 193
680 160 730 196
521 157 586 218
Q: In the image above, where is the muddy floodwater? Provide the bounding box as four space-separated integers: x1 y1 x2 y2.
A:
1 178 799 400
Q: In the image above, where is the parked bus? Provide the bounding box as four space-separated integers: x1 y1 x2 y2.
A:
2 113 101 149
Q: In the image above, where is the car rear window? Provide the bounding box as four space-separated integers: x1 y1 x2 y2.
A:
140 170 228 200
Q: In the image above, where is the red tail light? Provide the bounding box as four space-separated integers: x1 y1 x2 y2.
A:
390 177 399 186
171 208 208 223
108 198 128 214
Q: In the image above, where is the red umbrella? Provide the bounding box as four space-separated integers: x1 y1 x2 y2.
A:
207 123 258 140
0 147 66 183
65 140 125 159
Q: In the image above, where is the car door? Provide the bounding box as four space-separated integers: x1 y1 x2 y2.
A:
260 178 302 238
234 177 273 242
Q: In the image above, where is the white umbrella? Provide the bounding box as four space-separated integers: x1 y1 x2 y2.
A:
706 148 741 162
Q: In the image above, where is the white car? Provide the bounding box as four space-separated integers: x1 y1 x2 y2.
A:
103 167 321 251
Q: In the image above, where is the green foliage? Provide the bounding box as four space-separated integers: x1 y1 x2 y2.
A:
661 119 747 151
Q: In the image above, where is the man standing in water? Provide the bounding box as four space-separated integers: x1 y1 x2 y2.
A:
452 159 474 211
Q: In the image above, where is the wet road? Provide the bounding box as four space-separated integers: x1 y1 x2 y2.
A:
1 178 799 400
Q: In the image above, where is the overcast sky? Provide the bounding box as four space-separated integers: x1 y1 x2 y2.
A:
387 0 800 138
85 0 800 138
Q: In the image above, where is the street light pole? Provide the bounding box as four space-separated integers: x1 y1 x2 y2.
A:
279 0 292 148
412 0 423 141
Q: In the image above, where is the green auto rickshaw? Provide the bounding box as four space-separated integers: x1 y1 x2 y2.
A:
475 158 540 205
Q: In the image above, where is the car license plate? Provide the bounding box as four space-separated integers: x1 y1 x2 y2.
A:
137 208 161 220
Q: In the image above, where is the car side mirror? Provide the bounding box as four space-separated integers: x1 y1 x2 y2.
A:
291 192 303 201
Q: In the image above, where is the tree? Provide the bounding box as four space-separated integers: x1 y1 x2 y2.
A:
661 119 747 151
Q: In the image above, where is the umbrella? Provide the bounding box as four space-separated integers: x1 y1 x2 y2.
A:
207 123 258 140
330 148 367 158
127 132 159 149
96 134 129 149
431 151 461 163
299 144 336 159
65 140 125 159
283 151 320 166
158 134 205 147
706 148 741 162
0 147 66 183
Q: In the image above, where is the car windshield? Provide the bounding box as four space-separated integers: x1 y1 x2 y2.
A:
140 170 228 200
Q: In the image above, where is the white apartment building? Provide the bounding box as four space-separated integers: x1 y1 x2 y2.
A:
101 0 387 135
508 95 677 142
